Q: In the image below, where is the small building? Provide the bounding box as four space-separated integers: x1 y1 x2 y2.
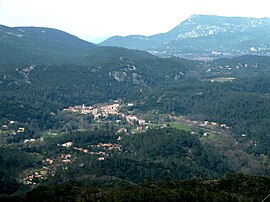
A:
24 139 36 143
17 127 25 133
98 157 105 161
62 159 71 163
220 124 226 128
45 158 54 164
118 128 127 133
1 125 8 130
61 142 73 148
138 119 146 125
203 132 209 137
127 103 134 107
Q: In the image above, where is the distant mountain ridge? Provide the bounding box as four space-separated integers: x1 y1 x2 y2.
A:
100 15 270 59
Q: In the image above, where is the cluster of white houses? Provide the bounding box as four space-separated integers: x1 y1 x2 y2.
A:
21 169 51 185
1 120 25 135
63 103 120 119
122 114 146 125
63 103 147 126
199 121 229 129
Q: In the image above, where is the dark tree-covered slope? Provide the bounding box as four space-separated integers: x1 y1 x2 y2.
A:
0 25 96 64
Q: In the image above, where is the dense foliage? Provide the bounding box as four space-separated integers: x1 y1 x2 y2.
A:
0 148 39 195
2 174 270 202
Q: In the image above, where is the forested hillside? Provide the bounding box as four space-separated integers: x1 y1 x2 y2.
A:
3 174 270 202
0 25 96 64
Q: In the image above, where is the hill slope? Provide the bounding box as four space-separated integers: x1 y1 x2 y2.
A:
0 25 97 64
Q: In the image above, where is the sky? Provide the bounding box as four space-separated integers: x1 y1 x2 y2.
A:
1 0 270 42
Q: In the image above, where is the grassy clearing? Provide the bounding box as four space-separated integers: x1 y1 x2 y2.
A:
43 131 66 139
170 123 193 132
201 133 219 142
205 133 219 141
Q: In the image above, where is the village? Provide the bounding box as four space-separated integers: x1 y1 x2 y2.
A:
62 101 147 129
1 100 232 143
61 101 232 139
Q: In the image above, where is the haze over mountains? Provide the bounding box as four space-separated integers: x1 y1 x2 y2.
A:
100 15 270 59
2 14 270 62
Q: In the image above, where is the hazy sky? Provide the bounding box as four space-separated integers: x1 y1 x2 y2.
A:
1 0 270 42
